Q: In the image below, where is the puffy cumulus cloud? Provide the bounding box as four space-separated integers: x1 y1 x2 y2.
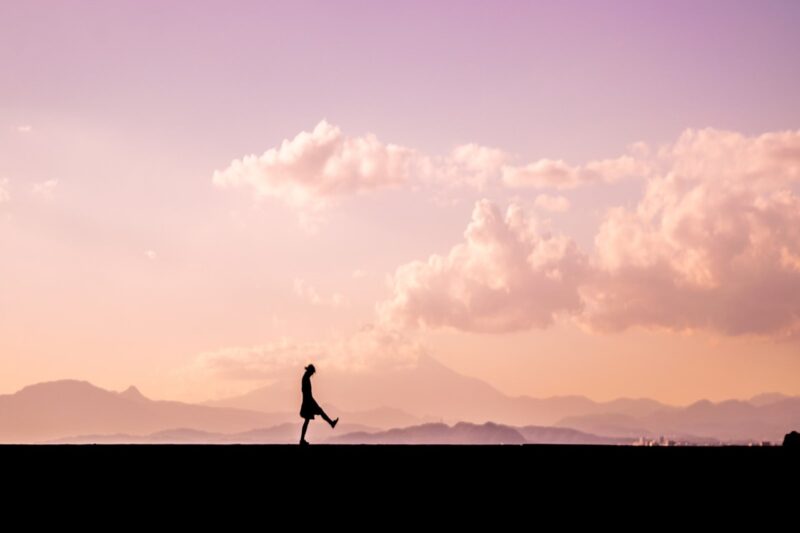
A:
534 194 570 213
194 325 424 380
502 153 651 189
213 120 417 213
377 128 800 339
0 178 9 204
293 278 345 308
583 128 800 337
378 199 587 333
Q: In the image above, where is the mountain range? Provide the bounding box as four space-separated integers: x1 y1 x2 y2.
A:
0 380 288 442
47 421 632 445
1 355 797 443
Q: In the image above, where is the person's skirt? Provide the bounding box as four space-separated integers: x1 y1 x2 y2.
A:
300 397 323 420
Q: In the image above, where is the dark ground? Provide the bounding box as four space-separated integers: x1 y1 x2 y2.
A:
4 444 793 482
2 444 795 517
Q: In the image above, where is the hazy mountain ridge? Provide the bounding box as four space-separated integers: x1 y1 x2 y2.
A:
329 421 634 445
558 397 800 442
1 359 797 443
50 420 632 445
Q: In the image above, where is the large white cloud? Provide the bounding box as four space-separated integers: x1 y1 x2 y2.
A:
583 128 800 336
378 199 587 332
213 120 418 215
379 128 800 338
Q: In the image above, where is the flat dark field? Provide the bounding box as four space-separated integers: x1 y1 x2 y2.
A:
4 444 797 517
3 443 793 485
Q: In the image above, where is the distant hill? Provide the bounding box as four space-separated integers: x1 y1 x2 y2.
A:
0 380 294 443
328 422 526 444
49 421 377 444
328 421 633 445
48 420 631 445
557 398 800 443
325 405 431 429
516 425 634 445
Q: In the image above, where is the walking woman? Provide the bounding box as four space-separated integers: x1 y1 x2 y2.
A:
299 364 338 445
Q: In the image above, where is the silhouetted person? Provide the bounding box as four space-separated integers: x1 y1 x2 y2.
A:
299 364 338 445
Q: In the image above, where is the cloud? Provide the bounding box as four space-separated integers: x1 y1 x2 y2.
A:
0 179 8 204
17 125 32 133
144 250 157 261
293 278 344 308
212 121 515 229
194 325 424 380
534 194 570 213
213 121 664 231
378 199 587 333
501 153 651 189
428 143 508 190
582 128 800 336
213 120 417 215
377 128 800 339
31 179 58 200
214 122 800 338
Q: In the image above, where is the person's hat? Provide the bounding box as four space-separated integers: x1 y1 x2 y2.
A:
305 364 316 372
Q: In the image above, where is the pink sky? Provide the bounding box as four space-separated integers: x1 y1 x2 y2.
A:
2 0 800 405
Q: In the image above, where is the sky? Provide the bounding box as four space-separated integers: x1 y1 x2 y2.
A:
2 0 800 405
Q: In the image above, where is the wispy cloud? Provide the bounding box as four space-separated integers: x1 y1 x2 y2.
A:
293 278 345 308
502 153 651 189
194 325 424 380
31 179 58 200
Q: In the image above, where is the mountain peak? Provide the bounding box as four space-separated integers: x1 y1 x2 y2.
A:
119 386 148 402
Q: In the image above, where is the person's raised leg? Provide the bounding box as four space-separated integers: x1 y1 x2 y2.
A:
319 409 338 429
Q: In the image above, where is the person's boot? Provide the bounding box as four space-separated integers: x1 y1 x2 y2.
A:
300 439 310 446
331 417 339 429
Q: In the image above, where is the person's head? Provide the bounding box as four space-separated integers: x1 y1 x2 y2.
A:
304 364 316 376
